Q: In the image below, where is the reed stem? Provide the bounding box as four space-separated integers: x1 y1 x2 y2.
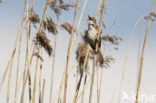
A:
136 0 156 103
63 0 79 103
89 0 106 103
49 16 59 103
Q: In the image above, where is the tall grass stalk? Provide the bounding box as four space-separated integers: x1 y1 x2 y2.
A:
80 0 102 102
39 50 43 103
77 68 99 100
32 0 50 103
14 20 24 103
63 0 79 103
0 0 26 92
58 69 66 103
97 69 103 103
136 0 156 103
64 0 88 101
136 25 142 92
14 21 26 103
73 45 90 103
117 12 150 103
80 46 90 103
14 0 27 101
96 66 99 103
20 0 31 102
41 79 46 103
49 17 59 103
53 66 74 103
57 67 74 103
89 0 106 103
95 0 102 19
31 46 40 103
6 54 15 103
63 0 89 100
28 0 36 101
70 0 88 53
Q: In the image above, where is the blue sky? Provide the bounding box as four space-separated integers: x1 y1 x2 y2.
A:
0 0 156 103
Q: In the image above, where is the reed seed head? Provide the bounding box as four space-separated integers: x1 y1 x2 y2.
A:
101 35 122 45
29 10 40 24
44 17 58 35
34 31 53 56
61 22 75 34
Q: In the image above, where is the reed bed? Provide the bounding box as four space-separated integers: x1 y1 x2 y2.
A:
1 0 155 103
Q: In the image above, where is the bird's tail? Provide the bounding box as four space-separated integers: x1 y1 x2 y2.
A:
97 50 104 66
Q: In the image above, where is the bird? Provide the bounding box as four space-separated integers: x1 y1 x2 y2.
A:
85 15 104 65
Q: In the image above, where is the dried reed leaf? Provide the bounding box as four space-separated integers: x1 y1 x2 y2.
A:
45 17 58 35
101 56 114 68
29 10 40 24
35 31 52 56
56 2 76 11
50 0 61 16
61 22 75 34
50 1 76 16
101 35 122 45
144 12 156 22
144 15 156 22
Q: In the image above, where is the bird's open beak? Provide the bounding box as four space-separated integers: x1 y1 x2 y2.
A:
88 15 92 21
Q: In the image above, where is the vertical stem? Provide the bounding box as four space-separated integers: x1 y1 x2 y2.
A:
95 0 102 19
28 69 32 103
39 50 43 103
73 45 90 103
136 0 156 103
89 0 106 103
32 0 50 102
58 69 65 103
14 21 26 103
14 24 23 103
32 47 40 103
81 0 102 101
14 0 27 102
81 51 89 103
81 74 87 103
136 25 142 92
96 66 99 103
28 0 36 100
73 74 83 103
0 0 26 92
41 79 46 103
97 69 103 103
6 54 15 103
20 0 30 102
63 0 79 103
117 13 148 103
70 0 88 53
49 17 59 103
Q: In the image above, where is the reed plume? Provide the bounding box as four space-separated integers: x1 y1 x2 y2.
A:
61 22 75 34
34 31 52 56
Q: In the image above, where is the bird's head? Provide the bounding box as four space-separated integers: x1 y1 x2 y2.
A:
88 15 96 25
88 15 97 30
